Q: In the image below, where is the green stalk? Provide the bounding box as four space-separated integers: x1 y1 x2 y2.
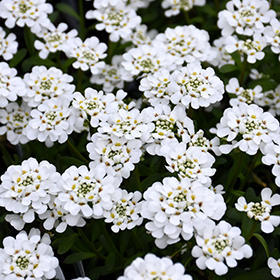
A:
239 59 248 85
24 26 36 56
67 139 89 164
96 220 124 262
77 69 84 93
183 11 191 25
246 220 258 242
133 165 142 192
78 0 86 40
77 228 106 260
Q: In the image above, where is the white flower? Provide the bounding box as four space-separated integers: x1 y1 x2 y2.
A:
0 157 60 226
98 107 154 142
153 25 215 65
26 98 76 147
209 36 235 68
0 228 59 279
90 55 125 92
86 1 141 42
0 102 31 145
34 22 78 59
22 65 75 107
72 88 119 128
235 188 280 233
103 189 143 233
117 253 192 280
171 63 224 109
192 221 253 275
268 257 280 278
121 44 175 80
0 62 26 107
225 32 267 64
254 84 280 116
68 36 107 74
0 27 18 60
139 69 181 106
161 143 216 186
87 134 143 179
57 165 121 219
124 24 157 46
212 103 279 155
141 177 226 249
217 0 276 36
0 0 53 34
226 77 263 105
72 278 91 280
161 0 205 17
145 104 192 156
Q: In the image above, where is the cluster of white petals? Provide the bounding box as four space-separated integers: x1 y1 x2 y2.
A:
86 0 141 42
161 0 205 17
0 102 31 145
235 188 280 233
192 220 253 275
103 189 143 233
0 62 26 107
0 158 60 230
0 0 53 34
0 228 58 280
35 22 78 59
211 103 279 155
217 0 276 36
226 77 263 105
153 25 215 65
22 66 75 107
0 27 18 60
268 257 280 278
142 177 226 248
117 253 192 280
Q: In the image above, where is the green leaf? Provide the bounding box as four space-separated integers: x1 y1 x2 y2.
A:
105 252 115 270
141 174 163 189
230 51 242 68
138 163 155 176
9 49 27 68
248 79 278 92
58 233 78 254
253 233 269 258
64 252 96 264
231 268 274 280
219 64 239 73
241 215 254 237
59 156 85 169
226 207 244 222
22 56 57 72
56 3 80 20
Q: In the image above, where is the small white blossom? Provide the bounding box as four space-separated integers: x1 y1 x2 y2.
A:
26 98 77 147
0 102 31 145
23 66 75 107
0 157 60 227
141 177 226 249
212 103 279 155
0 228 59 279
103 189 143 233
68 36 107 74
117 253 192 280
86 1 141 42
34 22 78 59
235 188 280 233
0 27 18 60
192 221 253 275
153 25 216 65
268 257 280 278
0 62 26 107
0 0 53 34
161 0 205 17
217 0 276 36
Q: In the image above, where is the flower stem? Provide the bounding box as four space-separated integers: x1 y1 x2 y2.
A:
96 220 124 262
133 165 142 192
78 0 86 40
77 228 106 260
246 220 258 242
239 58 248 85
67 139 89 164
24 26 36 56
77 68 84 93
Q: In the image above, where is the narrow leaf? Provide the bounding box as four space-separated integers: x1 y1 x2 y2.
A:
253 233 269 258
105 252 115 270
56 3 80 20
9 49 27 67
58 233 78 254
64 252 96 264
219 64 239 73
